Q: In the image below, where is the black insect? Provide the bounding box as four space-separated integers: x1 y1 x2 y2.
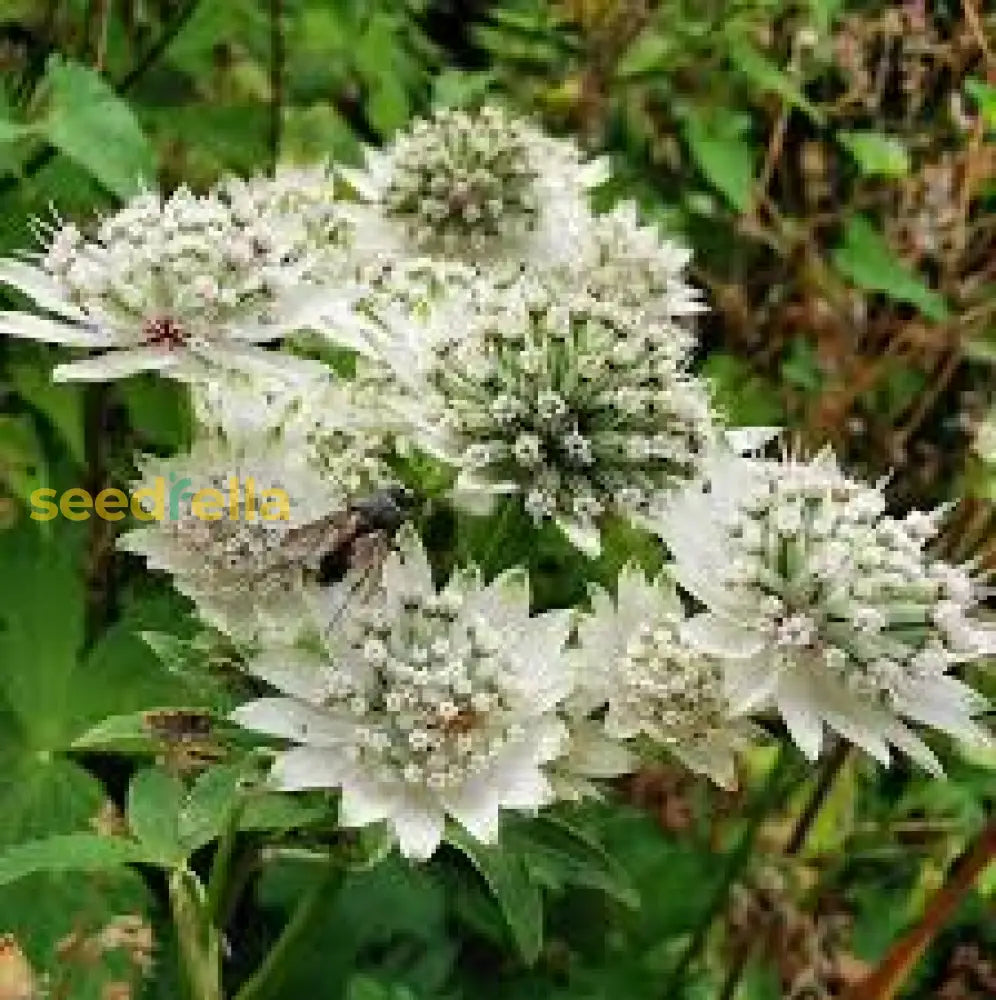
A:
315 486 413 586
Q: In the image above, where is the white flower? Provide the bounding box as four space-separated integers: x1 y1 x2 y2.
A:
654 446 992 773
566 201 705 361
118 428 383 643
378 274 716 555
572 564 752 789
0 185 352 382
231 527 574 859
339 104 608 268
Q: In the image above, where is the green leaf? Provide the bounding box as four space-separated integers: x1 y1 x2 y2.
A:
702 352 785 426
70 708 179 754
965 78 996 129
42 56 155 199
505 814 640 909
127 767 186 863
832 216 950 321
0 833 155 887
0 867 154 1000
683 110 757 212
447 826 544 964
781 337 823 392
617 31 675 78
730 41 823 123
838 130 911 178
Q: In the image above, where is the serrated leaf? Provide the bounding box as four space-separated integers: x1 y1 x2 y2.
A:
0 833 155 887
42 56 155 199
839 130 911 178
683 110 757 212
447 826 544 964
832 216 950 321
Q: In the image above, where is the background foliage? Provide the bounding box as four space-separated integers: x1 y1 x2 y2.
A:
0 2 992 999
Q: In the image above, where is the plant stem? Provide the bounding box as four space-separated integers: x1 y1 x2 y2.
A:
169 866 223 1000
234 863 338 1000
205 792 248 926
661 746 796 996
841 820 996 1000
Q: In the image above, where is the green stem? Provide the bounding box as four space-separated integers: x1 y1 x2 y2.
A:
234 864 338 1000
169 866 223 1000
661 746 797 996
205 792 248 926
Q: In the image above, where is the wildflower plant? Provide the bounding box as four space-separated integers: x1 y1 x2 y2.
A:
0 105 989 1000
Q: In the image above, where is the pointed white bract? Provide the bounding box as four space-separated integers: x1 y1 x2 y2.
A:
572 564 754 789
653 446 992 772
231 528 575 859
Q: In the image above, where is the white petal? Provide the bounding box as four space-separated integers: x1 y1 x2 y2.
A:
339 776 397 827
681 613 766 659
53 347 183 382
777 690 825 760
442 785 501 844
0 311 113 346
887 724 943 777
0 261 87 321
206 343 329 384
556 517 601 558
245 650 331 703
230 697 353 747
270 746 350 790
722 654 782 713
390 802 446 860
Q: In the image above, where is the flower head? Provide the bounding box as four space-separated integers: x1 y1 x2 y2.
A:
232 527 573 858
573 564 752 788
341 105 607 266
119 411 387 642
384 275 716 554
568 201 705 361
656 446 992 771
0 184 349 382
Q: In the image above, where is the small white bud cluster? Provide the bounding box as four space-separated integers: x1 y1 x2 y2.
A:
382 105 540 253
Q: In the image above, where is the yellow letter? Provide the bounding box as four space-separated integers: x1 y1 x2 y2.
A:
192 488 224 521
132 477 166 521
95 488 128 522
60 488 92 521
29 488 58 521
260 489 291 521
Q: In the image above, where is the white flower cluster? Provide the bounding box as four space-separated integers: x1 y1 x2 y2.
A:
399 275 715 555
340 103 608 265
0 175 358 382
0 107 989 860
657 447 993 772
